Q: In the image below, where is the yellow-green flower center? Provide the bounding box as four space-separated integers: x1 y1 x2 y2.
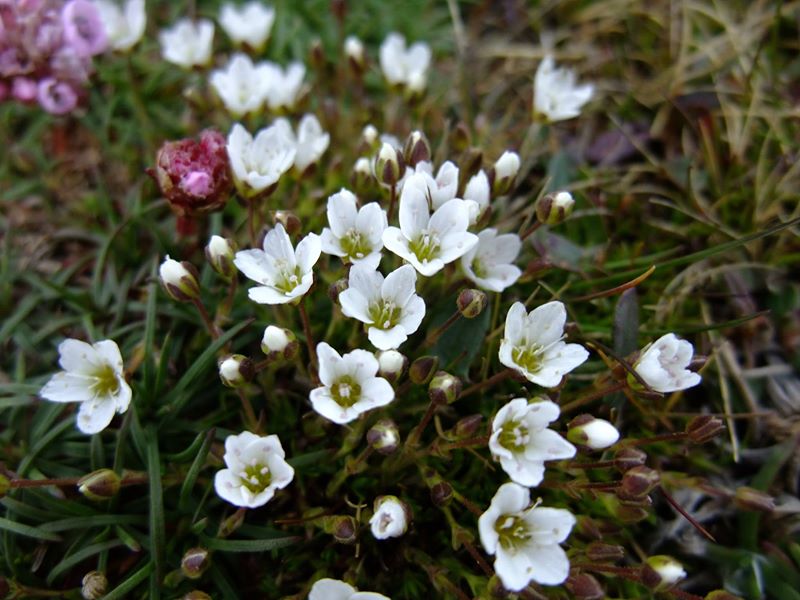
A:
240 462 272 494
471 258 488 279
498 419 529 452
495 514 531 550
90 363 120 397
340 228 373 261
274 259 303 294
512 344 544 374
331 375 361 408
408 230 440 263
368 299 401 330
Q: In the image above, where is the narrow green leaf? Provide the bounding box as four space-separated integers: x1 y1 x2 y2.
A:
288 448 335 470
179 429 215 511
47 540 123 584
39 514 146 532
0 516 61 541
613 288 639 357
200 535 301 552
146 427 165 587
103 561 153 600
142 266 158 399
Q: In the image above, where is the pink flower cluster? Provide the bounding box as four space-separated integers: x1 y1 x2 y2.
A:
0 0 107 114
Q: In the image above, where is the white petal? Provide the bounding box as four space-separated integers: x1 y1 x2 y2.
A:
58 339 100 374
398 184 429 240
381 264 417 306
495 548 535 592
524 428 576 462
92 340 124 372
316 342 342 387
326 189 358 238
368 325 407 350
309 579 358 600
339 288 374 324
247 286 295 305
524 544 571 585
40 372 94 403
295 233 322 274
234 249 270 284
526 506 576 545
76 397 116 434
526 301 567 347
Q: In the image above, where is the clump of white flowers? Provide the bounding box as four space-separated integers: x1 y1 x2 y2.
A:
218 1 275 51
159 18 215 69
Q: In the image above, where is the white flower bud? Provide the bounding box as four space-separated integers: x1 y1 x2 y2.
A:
536 191 575 226
261 326 298 360
377 350 406 383
567 416 620 450
492 151 520 195
362 125 378 146
159 255 200 302
374 142 403 186
205 235 237 280
344 35 365 69
218 354 252 388
370 495 409 539
643 556 686 590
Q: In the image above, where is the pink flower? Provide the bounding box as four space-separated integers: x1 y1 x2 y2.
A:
61 0 107 57
12 77 38 102
37 77 77 114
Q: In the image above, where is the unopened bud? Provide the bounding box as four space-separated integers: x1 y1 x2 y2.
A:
705 591 744 600
585 542 625 563
375 142 404 187
430 481 453 507
454 414 483 439
409 355 439 385
460 147 484 183
272 210 301 235
351 157 374 193
733 487 775 513
685 415 725 444
366 419 400 454
81 571 107 600
181 548 211 579
457 289 488 319
218 354 253 388
613 502 650 523
205 235 237 280
614 447 647 472
261 326 298 361
535 191 575 226
217 508 245 537
370 495 410 539
618 466 660 500
183 592 213 600
362 125 378 147
567 415 620 450
377 350 407 384
309 38 325 71
450 122 471 153
323 515 358 544
429 371 462 404
566 573 604 600
491 151 520 196
405 71 427 101
78 469 121 501
403 130 431 167
345 36 365 72
159 256 200 302
642 555 686 590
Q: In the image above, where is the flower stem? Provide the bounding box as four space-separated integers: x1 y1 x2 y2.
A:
519 220 542 241
659 487 716 542
460 369 514 398
192 298 220 339
559 380 627 414
437 434 490 453
458 534 493 577
422 310 462 348
625 431 689 447
298 296 318 372
236 388 259 433
247 199 258 248
405 398 441 448
387 183 398 223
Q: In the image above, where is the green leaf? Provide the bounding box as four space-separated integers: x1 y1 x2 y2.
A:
613 288 639 357
47 540 123 584
103 561 153 600
200 535 301 552
429 295 490 378
0 516 61 541
179 429 215 511
39 514 146 532
146 427 165 586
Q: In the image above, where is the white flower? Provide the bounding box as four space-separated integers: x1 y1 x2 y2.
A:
159 18 214 69
219 1 275 51
263 61 305 111
534 54 594 122
382 184 478 277
379 32 431 89
233 223 321 304
40 339 132 435
461 229 522 293
321 189 386 269
399 162 459 210
213 431 294 508
309 579 389 600
309 343 394 424
210 54 271 116
339 264 425 350
370 496 409 539
479 483 575 590
227 122 296 198
489 398 575 487
499 301 589 387
463 169 490 223
567 416 620 450
94 0 145 51
634 333 701 393
293 114 330 172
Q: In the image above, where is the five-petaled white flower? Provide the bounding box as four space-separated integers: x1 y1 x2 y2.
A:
94 0 146 52
227 122 296 199
214 431 294 508
219 1 275 51
499 301 589 387
339 264 425 350
479 482 575 590
288 114 330 173
489 398 575 487
210 54 272 116
634 333 701 393
309 579 389 600
40 339 132 435
370 495 409 539
400 162 459 209
379 32 431 89
320 189 387 269
310 343 394 424
233 223 321 304
382 184 478 277
159 18 214 69
263 61 305 111
461 228 522 293
534 54 594 122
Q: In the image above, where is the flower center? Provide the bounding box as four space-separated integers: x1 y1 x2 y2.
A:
495 514 531 550
471 258 488 279
273 259 303 294
368 299 401 330
89 363 120 398
239 460 272 494
331 375 362 408
498 419 530 452
511 343 545 374
340 228 373 260
408 229 440 264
